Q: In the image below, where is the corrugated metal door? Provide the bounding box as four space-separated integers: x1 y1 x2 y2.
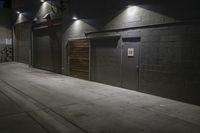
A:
14 23 31 64
90 37 121 86
33 26 62 73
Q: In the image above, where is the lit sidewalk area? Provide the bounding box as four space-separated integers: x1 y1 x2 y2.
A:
0 62 200 133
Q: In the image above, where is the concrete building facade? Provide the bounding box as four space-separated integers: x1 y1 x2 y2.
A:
11 0 200 105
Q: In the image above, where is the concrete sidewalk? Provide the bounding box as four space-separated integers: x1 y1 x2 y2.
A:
0 62 199 133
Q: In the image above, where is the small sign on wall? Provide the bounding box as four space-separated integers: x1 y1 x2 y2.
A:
0 38 12 45
6 38 12 45
128 48 134 57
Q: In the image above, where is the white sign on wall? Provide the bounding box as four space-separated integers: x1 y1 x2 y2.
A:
6 38 12 45
0 38 12 45
128 48 134 57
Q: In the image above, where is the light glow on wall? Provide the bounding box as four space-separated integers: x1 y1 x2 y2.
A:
73 20 81 29
40 1 49 15
73 17 78 20
70 20 84 32
126 6 138 16
18 13 23 19
35 1 58 23
16 13 29 24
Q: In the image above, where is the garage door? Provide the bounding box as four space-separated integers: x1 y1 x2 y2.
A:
33 26 62 73
90 37 121 86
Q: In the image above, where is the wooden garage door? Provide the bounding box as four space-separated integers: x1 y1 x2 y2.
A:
68 39 90 80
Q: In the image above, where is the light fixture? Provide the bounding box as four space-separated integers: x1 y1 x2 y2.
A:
72 17 78 20
17 11 21 14
41 0 45 2
33 17 38 22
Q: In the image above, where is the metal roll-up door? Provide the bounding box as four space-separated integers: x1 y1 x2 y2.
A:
33 26 62 73
90 36 121 86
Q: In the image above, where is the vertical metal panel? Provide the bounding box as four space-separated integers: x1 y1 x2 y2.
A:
33 26 62 73
90 37 121 87
14 23 31 64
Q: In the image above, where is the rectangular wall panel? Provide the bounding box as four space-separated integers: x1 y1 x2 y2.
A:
33 26 62 73
90 37 121 87
68 39 90 80
14 23 31 64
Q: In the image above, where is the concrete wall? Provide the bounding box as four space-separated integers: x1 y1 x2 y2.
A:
90 37 122 87
139 25 200 105
14 1 61 24
0 8 12 63
13 1 200 105
14 0 62 72
61 3 200 105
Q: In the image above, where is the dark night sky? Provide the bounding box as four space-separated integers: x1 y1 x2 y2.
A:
0 0 11 8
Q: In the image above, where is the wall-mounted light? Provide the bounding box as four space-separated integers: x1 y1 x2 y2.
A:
72 17 78 20
17 11 21 14
41 0 45 2
33 17 38 22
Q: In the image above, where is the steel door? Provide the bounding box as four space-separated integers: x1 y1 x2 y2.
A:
122 40 140 91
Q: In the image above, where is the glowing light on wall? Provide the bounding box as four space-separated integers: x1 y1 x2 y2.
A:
73 17 78 20
126 6 138 16
18 13 23 19
36 1 52 19
74 20 81 27
16 13 29 24
71 20 83 32
41 1 49 15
